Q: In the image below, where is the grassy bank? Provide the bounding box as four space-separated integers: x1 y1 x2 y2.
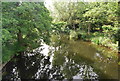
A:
69 30 118 52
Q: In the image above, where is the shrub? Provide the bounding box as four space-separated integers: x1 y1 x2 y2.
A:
69 30 78 40
91 36 118 51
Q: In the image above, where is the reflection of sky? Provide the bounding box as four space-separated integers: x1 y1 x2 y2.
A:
39 42 55 62
40 43 50 56
38 42 99 79
36 42 58 69
3 37 118 80
36 39 117 79
73 65 98 79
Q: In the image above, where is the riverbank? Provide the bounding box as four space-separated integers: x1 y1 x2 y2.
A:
2 34 118 80
1 55 16 74
86 41 118 59
70 30 118 53
2 33 118 70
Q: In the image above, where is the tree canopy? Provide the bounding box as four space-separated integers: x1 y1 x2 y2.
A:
2 2 52 62
46 1 119 51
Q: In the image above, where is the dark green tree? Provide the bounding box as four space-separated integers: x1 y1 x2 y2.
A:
2 2 52 63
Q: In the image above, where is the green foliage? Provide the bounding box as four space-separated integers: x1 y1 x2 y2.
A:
91 36 118 51
2 29 12 41
52 21 67 34
91 37 103 45
102 25 112 31
2 2 52 63
2 1 119 63
118 62 120 65
48 1 119 51
69 30 78 40
47 1 86 29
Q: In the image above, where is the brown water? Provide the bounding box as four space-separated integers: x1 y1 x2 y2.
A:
2 34 118 81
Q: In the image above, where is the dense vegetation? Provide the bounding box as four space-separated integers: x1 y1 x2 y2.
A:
2 1 119 64
2 2 52 63
47 1 119 51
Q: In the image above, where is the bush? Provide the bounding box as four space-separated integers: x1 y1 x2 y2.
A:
52 21 67 33
91 36 118 51
69 30 78 40
69 30 89 40
91 37 103 45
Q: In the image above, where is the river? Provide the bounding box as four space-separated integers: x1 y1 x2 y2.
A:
2 34 118 81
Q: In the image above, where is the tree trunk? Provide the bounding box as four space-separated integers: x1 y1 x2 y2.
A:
73 24 75 30
17 29 24 56
88 22 91 35
17 29 22 43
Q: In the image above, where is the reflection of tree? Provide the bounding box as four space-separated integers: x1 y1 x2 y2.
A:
16 52 48 79
2 50 65 80
2 51 50 80
3 35 117 80
52 43 98 80
51 35 118 80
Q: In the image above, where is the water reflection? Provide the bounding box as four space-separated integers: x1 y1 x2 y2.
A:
2 35 118 81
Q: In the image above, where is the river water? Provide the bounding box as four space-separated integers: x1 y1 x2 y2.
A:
2 34 118 81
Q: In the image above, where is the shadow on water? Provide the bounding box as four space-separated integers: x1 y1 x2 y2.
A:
2 34 118 81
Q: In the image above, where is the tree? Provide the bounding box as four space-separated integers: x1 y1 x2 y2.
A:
2 2 52 62
83 2 118 35
46 0 86 30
